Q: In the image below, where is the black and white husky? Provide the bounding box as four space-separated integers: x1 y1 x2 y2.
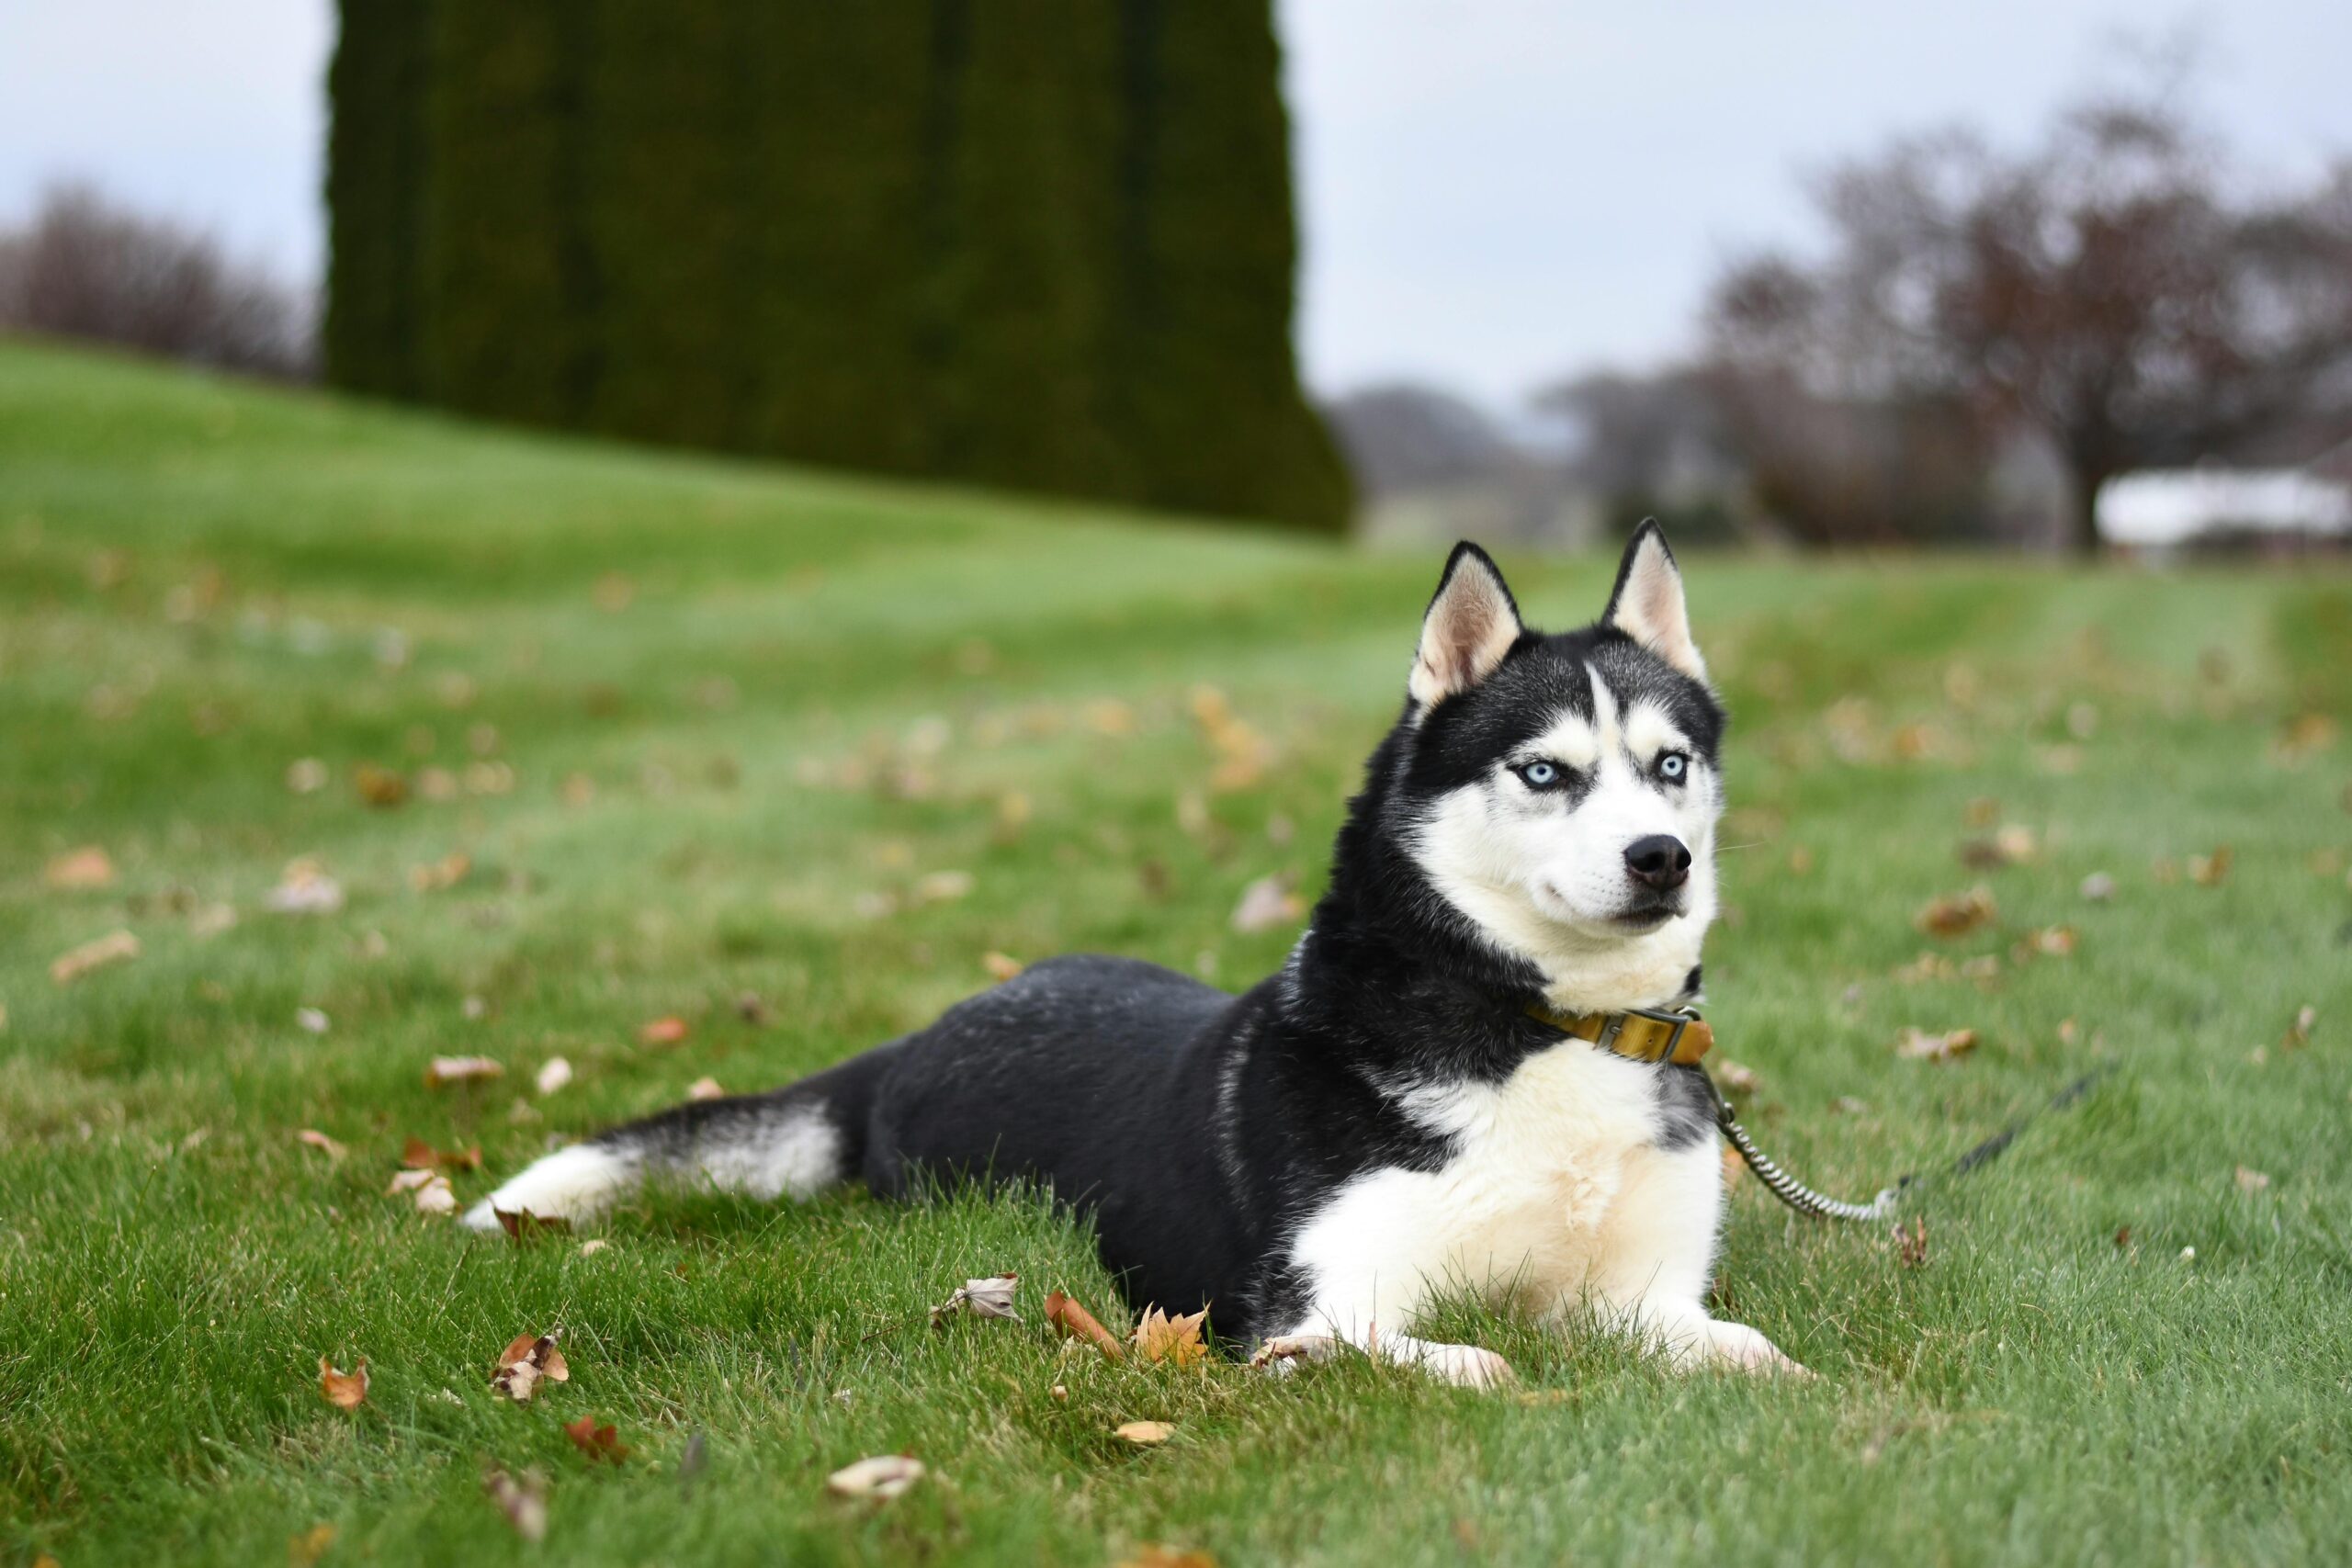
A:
469 525 1804 1383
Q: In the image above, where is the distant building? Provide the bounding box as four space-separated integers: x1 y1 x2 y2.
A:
2098 463 2352 552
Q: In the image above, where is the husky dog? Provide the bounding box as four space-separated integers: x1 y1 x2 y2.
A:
469 525 1803 1383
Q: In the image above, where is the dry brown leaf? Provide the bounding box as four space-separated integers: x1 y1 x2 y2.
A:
931 1272 1021 1327
1894 1026 1979 1063
1915 886 1996 938
44 845 116 890
401 1135 481 1171
1130 1305 1209 1369
563 1415 629 1462
1114 1421 1175 1445
318 1356 368 1410
1893 952 1955 984
2016 926 2077 959
296 1128 347 1162
354 762 408 807
484 1466 548 1542
408 1173 458 1215
579 1238 610 1258
981 951 1024 983
492 1207 571 1241
2283 1005 2317 1049
2079 871 2117 901
912 869 976 906
492 1330 570 1403
1714 1060 1760 1095
408 852 471 893
685 1076 724 1101
286 757 330 794
1044 1288 1125 1360
827 1454 925 1500
2188 847 2233 886
1230 874 1305 934
288 1522 337 1567
638 1015 690 1047
1116 1548 1216 1568
2234 1166 2271 1193
536 1056 574 1095
424 1055 504 1088
1892 1218 1929 1269
51 929 140 985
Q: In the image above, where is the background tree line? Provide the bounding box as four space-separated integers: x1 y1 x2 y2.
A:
322 0 1350 535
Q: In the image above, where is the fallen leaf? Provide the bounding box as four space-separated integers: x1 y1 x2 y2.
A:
288 1522 336 1567
296 1006 331 1034
424 1055 504 1088
492 1330 569 1403
735 990 772 1025
827 1454 924 1500
297 1128 347 1162
484 1466 548 1542
1916 887 1996 938
679 1429 707 1489
563 1415 629 1462
2113 1225 2132 1248
2188 847 2233 886
412 1174 458 1215
386 1167 436 1195
1714 1060 1760 1095
1045 1288 1126 1360
1116 1548 1216 1568
354 762 408 808
318 1356 368 1410
1130 1305 1209 1369
286 757 330 794
408 852 470 893
981 951 1024 982
401 1135 483 1171
639 1015 689 1047
44 845 116 890
2234 1166 2271 1193
2283 1005 2316 1048
685 1077 724 1101
1891 1218 1929 1269
537 1056 574 1095
912 869 976 906
51 929 140 984
493 1207 571 1241
1230 874 1305 934
1894 1027 1979 1063
1114 1421 1175 1445
2016 926 2076 959
265 858 345 916
579 1237 610 1258
931 1272 1022 1328
2079 872 2117 902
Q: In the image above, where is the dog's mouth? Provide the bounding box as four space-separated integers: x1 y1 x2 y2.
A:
1609 895 1685 931
1532 880 1684 934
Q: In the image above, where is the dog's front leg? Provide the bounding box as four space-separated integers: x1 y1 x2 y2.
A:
1252 1317 1517 1390
1581 1138 1809 1376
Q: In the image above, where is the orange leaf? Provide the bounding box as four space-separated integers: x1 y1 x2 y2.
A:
1114 1420 1174 1445
1044 1288 1125 1360
296 1128 347 1162
492 1330 569 1402
639 1016 690 1047
401 1135 483 1171
424 1055 504 1088
493 1207 571 1242
318 1356 368 1410
1130 1305 1209 1369
563 1415 629 1462
1915 886 1996 938
43 845 116 890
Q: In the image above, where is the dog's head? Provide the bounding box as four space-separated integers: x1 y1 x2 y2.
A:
1387 525 1724 1010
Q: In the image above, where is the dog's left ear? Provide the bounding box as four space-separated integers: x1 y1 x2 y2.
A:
1411 542 1523 707
1602 522 1706 681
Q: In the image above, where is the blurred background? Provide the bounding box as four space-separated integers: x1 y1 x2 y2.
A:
6 0 2351 556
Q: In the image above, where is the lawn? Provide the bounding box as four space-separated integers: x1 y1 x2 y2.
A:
3 338 2349 1567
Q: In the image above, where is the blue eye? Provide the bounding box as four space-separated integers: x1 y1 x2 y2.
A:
1516 761 1560 788
1657 751 1689 782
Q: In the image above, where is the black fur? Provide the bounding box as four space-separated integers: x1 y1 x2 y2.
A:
588 533 1728 1345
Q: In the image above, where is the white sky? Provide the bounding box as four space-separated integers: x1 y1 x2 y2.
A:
6 0 2350 408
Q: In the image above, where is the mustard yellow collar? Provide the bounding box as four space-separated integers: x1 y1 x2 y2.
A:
1526 1004 1713 1066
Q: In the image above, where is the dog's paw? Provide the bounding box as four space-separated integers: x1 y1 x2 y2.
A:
1250 1334 1341 1376
1409 1340 1518 1390
1701 1320 1812 1378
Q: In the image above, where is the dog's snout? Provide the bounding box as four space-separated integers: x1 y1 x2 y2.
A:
1623 834 1691 891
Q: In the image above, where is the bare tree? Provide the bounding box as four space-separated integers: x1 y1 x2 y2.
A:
0 183 313 380
1709 62 2352 552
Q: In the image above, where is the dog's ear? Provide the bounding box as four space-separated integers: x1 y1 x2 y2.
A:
1411 542 1523 707
1602 522 1705 681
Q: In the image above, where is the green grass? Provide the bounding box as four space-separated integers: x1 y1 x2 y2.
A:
4 339 2350 1566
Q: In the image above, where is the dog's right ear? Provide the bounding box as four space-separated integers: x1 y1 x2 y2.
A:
1410 542 1523 707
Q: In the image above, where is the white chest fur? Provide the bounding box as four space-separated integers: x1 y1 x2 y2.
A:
1281 1041 1725 1337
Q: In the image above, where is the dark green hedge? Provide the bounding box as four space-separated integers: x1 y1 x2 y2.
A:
324 0 1349 533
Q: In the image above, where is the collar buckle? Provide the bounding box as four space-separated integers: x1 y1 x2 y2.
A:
1626 1005 1693 1066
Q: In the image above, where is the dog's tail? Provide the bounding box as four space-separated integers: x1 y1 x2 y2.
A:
460 1043 900 1232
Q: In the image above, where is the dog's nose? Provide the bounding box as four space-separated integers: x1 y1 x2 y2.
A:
1623 835 1691 891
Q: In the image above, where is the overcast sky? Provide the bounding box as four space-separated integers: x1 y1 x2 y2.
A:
6 1 2349 408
